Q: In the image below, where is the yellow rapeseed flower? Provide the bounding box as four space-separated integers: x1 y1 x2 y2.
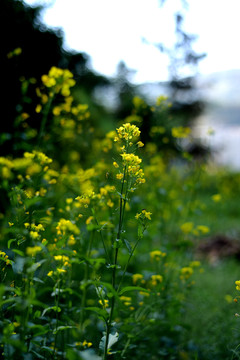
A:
180 222 194 234
116 173 124 180
151 274 163 286
180 267 193 280
150 250 166 261
132 273 143 284
211 194 221 202
26 246 42 256
172 126 191 138
235 280 240 291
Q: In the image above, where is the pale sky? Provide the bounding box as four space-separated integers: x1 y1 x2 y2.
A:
23 0 240 83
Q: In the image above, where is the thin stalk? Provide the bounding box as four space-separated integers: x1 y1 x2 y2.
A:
121 337 131 358
103 166 127 360
80 230 95 332
117 236 141 293
53 279 61 359
37 94 54 149
94 215 111 264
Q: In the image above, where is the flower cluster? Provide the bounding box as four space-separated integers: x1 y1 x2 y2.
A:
172 126 191 139
180 222 210 236
180 267 193 280
112 123 146 188
235 280 240 291
41 66 76 96
56 218 80 236
132 273 144 285
135 210 152 220
151 274 163 286
0 251 11 266
119 153 145 184
150 250 166 261
114 123 141 142
26 246 42 257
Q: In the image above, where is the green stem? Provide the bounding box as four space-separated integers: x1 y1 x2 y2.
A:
117 236 141 293
103 166 127 359
37 94 54 149
121 338 131 358
80 231 95 332
53 279 61 359
94 215 111 264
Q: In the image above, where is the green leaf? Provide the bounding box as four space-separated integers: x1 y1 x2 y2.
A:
26 261 43 274
41 346 54 354
33 277 44 284
12 256 25 274
99 332 119 352
119 286 149 296
123 239 132 254
85 307 108 321
28 324 49 337
8 238 17 249
53 325 76 335
30 350 45 359
96 281 119 300
42 306 61 317
96 286 106 299
79 350 101 360
12 249 24 257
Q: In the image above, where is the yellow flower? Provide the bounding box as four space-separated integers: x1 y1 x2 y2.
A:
151 274 163 286
56 218 80 235
180 267 193 280
99 299 109 308
137 141 144 147
225 294 233 303
82 340 93 347
35 104 42 113
142 210 152 220
189 261 201 268
235 280 240 291
116 123 141 141
29 231 39 239
107 199 114 208
26 246 42 256
132 273 143 284
211 194 221 202
56 268 67 274
135 210 152 221
68 234 76 245
0 251 11 265
116 173 124 180
172 126 191 138
197 225 210 234
86 216 94 225
150 250 166 261
180 222 194 234
120 296 132 303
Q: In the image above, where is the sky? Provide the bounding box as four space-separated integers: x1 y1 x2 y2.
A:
23 0 240 84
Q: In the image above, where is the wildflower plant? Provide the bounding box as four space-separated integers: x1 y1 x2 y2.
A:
1 64 233 360
89 122 150 359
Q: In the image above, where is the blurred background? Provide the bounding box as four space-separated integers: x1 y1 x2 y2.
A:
2 0 240 168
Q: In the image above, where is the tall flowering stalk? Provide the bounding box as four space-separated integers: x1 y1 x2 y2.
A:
37 67 76 148
102 123 146 359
